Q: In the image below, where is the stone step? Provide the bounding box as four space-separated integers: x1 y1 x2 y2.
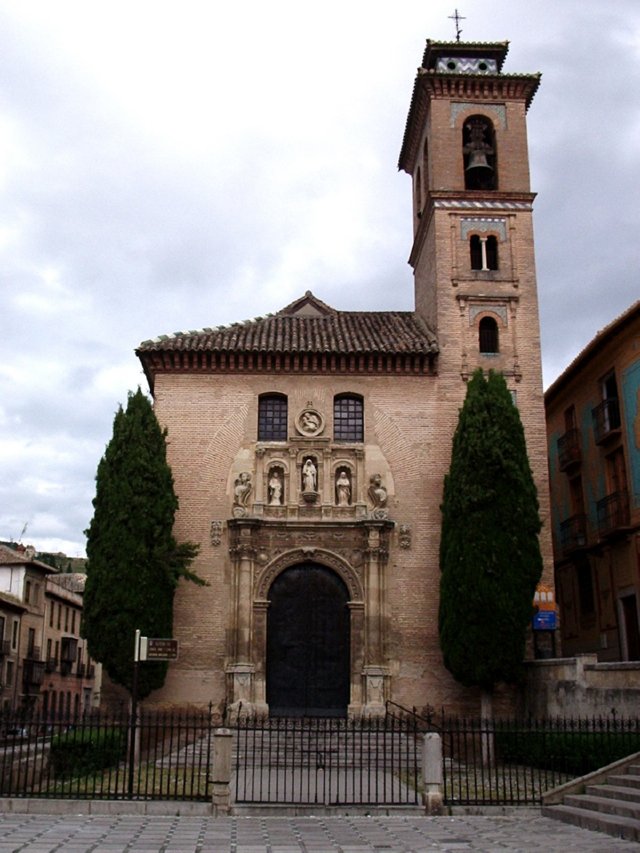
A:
564 792 640 821
542 803 640 843
586 783 640 804
606 772 640 789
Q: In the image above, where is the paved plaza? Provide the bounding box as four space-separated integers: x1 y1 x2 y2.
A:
0 813 638 852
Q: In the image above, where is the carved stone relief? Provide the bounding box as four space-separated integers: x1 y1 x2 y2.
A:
295 406 325 437
210 520 223 546
398 524 411 549
232 472 252 517
368 474 388 519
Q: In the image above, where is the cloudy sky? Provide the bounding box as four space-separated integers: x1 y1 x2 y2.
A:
1 0 639 556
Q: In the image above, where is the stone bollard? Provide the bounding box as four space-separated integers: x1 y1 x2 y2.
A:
422 732 443 814
210 728 233 815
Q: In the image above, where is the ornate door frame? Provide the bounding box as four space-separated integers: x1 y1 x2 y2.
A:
226 518 392 719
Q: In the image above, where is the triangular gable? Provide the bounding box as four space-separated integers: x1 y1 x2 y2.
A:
276 290 337 317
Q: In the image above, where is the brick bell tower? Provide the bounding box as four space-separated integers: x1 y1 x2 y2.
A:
399 39 542 384
398 38 555 602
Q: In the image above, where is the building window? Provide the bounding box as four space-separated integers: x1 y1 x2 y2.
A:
334 395 364 442
11 620 18 649
479 316 499 354
463 115 496 190
470 235 498 270
24 580 31 603
258 394 288 441
576 558 595 618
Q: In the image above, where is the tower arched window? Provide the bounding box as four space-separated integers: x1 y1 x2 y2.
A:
463 115 496 190
479 316 499 354
470 235 498 270
258 393 288 440
334 394 364 442
415 167 422 217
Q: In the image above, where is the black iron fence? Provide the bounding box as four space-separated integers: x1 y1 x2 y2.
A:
233 714 421 806
440 713 640 805
3 705 640 807
0 708 212 801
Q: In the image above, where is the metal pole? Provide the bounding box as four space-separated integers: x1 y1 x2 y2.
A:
128 629 141 799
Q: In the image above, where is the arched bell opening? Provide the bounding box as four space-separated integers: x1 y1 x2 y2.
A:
463 115 497 190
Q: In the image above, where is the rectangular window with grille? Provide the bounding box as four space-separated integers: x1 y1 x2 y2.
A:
258 395 288 441
334 395 364 442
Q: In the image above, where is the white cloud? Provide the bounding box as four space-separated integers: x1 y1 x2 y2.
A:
0 0 639 554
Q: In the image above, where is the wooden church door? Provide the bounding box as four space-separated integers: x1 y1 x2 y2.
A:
266 563 350 717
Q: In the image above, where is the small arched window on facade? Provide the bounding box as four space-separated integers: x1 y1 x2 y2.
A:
470 235 498 271
463 115 496 191
334 394 364 442
258 393 288 441
479 316 499 354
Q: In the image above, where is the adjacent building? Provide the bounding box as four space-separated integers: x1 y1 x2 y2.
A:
0 543 99 714
546 301 640 661
135 38 554 718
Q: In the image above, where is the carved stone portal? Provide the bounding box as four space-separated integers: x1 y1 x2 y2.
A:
226 518 392 719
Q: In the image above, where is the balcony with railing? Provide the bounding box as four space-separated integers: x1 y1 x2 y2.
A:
0 639 10 657
557 428 582 471
597 490 630 536
592 398 621 445
45 656 58 673
559 514 588 555
76 663 85 678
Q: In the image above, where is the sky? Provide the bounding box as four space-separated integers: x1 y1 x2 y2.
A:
1 0 639 557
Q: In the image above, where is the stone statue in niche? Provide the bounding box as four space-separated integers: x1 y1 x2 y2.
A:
232 472 252 517
368 473 388 519
335 469 351 506
268 469 283 506
302 458 317 492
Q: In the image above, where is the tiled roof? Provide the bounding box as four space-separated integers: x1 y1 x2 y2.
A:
137 296 437 357
0 543 57 573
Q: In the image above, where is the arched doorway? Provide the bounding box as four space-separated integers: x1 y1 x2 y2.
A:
267 563 350 717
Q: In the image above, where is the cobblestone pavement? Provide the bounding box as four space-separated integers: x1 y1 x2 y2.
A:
0 813 638 852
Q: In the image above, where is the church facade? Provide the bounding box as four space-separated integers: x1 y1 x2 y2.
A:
136 39 554 718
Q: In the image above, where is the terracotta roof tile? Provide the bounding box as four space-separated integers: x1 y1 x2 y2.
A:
138 309 438 357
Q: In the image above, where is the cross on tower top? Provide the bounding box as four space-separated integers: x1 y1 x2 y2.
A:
448 9 466 42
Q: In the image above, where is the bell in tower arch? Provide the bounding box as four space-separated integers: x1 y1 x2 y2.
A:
463 117 496 190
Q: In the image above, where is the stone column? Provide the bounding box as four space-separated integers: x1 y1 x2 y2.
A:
362 522 390 716
252 599 269 717
227 521 258 716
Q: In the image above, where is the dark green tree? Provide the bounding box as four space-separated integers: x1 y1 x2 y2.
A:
83 389 201 699
439 370 542 701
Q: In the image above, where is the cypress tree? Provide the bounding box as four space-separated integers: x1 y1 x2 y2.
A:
439 370 543 694
83 389 200 699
